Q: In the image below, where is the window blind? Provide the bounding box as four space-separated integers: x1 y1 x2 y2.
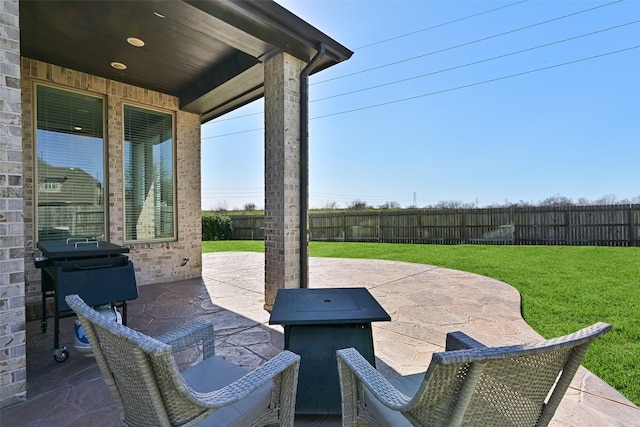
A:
36 85 105 241
124 105 174 241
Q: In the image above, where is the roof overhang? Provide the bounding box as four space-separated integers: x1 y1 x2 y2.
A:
19 0 353 123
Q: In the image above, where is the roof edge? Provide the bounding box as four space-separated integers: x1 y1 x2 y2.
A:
233 0 354 67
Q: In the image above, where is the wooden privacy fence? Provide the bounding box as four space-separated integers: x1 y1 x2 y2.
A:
228 204 640 246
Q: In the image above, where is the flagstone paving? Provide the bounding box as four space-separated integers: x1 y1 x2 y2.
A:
2 252 638 426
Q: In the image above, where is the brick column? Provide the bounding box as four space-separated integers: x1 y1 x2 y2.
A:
263 52 306 310
0 0 26 408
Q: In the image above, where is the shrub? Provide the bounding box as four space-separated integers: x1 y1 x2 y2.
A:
202 214 233 240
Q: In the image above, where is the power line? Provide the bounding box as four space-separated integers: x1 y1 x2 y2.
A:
201 191 262 195
202 186 262 190
209 110 262 123
202 126 263 139
202 44 640 139
210 1 531 124
312 192 414 201
312 0 624 85
209 0 624 125
313 45 640 120
204 188 416 200
311 19 640 103
353 0 529 50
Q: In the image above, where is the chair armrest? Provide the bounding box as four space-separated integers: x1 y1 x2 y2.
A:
337 347 411 410
156 320 215 359
193 350 301 407
445 331 487 351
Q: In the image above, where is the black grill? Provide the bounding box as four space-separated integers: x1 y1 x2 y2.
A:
35 239 138 362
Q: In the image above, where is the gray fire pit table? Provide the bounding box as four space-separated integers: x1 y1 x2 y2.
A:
269 287 390 414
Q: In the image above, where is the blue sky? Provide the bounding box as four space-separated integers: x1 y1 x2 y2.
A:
201 0 639 210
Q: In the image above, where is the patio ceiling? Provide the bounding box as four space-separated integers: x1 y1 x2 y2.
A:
19 0 353 123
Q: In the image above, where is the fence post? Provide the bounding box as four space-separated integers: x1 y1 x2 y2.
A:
565 209 571 245
461 210 467 244
629 206 636 247
510 207 516 244
342 211 347 242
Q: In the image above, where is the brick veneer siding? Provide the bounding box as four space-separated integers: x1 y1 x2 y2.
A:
263 52 306 309
0 0 26 408
20 58 203 320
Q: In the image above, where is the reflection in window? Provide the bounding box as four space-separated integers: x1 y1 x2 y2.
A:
36 85 105 241
124 105 175 241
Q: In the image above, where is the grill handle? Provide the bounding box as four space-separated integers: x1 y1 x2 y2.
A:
73 262 114 270
75 241 99 249
66 237 89 244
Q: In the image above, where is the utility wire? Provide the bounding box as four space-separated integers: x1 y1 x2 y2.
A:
211 0 624 124
202 187 416 201
211 0 528 124
311 192 415 202
312 0 623 85
313 45 640 120
312 19 640 103
353 0 529 50
202 126 264 139
202 44 639 139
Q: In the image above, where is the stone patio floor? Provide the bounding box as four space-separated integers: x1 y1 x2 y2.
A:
1 252 638 426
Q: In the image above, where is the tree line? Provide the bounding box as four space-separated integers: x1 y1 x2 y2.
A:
425 194 640 209
335 194 640 211
209 194 640 214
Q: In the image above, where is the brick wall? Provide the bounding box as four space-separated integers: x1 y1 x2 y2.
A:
0 0 26 408
263 52 305 309
20 58 203 319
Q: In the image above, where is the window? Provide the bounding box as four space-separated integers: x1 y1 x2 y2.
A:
36 85 105 241
124 105 175 241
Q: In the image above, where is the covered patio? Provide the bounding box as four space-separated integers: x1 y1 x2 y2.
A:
2 253 638 426
1 0 352 407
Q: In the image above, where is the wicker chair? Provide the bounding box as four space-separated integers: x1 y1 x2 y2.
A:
65 294 300 427
337 322 611 427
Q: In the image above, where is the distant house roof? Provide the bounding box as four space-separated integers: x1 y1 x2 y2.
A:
36 159 101 206
20 0 353 123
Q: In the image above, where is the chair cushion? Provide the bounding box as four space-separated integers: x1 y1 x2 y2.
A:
181 355 272 427
365 372 425 427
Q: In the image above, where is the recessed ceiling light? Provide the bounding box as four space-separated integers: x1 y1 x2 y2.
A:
153 11 165 18
111 62 127 70
73 126 82 131
127 37 145 47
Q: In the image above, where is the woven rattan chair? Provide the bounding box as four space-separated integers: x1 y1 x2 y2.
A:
337 322 611 427
65 294 300 427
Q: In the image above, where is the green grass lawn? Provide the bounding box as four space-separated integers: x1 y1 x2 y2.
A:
202 240 640 405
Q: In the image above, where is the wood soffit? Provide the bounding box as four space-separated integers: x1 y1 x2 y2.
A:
19 0 353 123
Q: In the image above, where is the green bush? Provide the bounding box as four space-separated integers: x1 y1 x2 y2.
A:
202 214 233 240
